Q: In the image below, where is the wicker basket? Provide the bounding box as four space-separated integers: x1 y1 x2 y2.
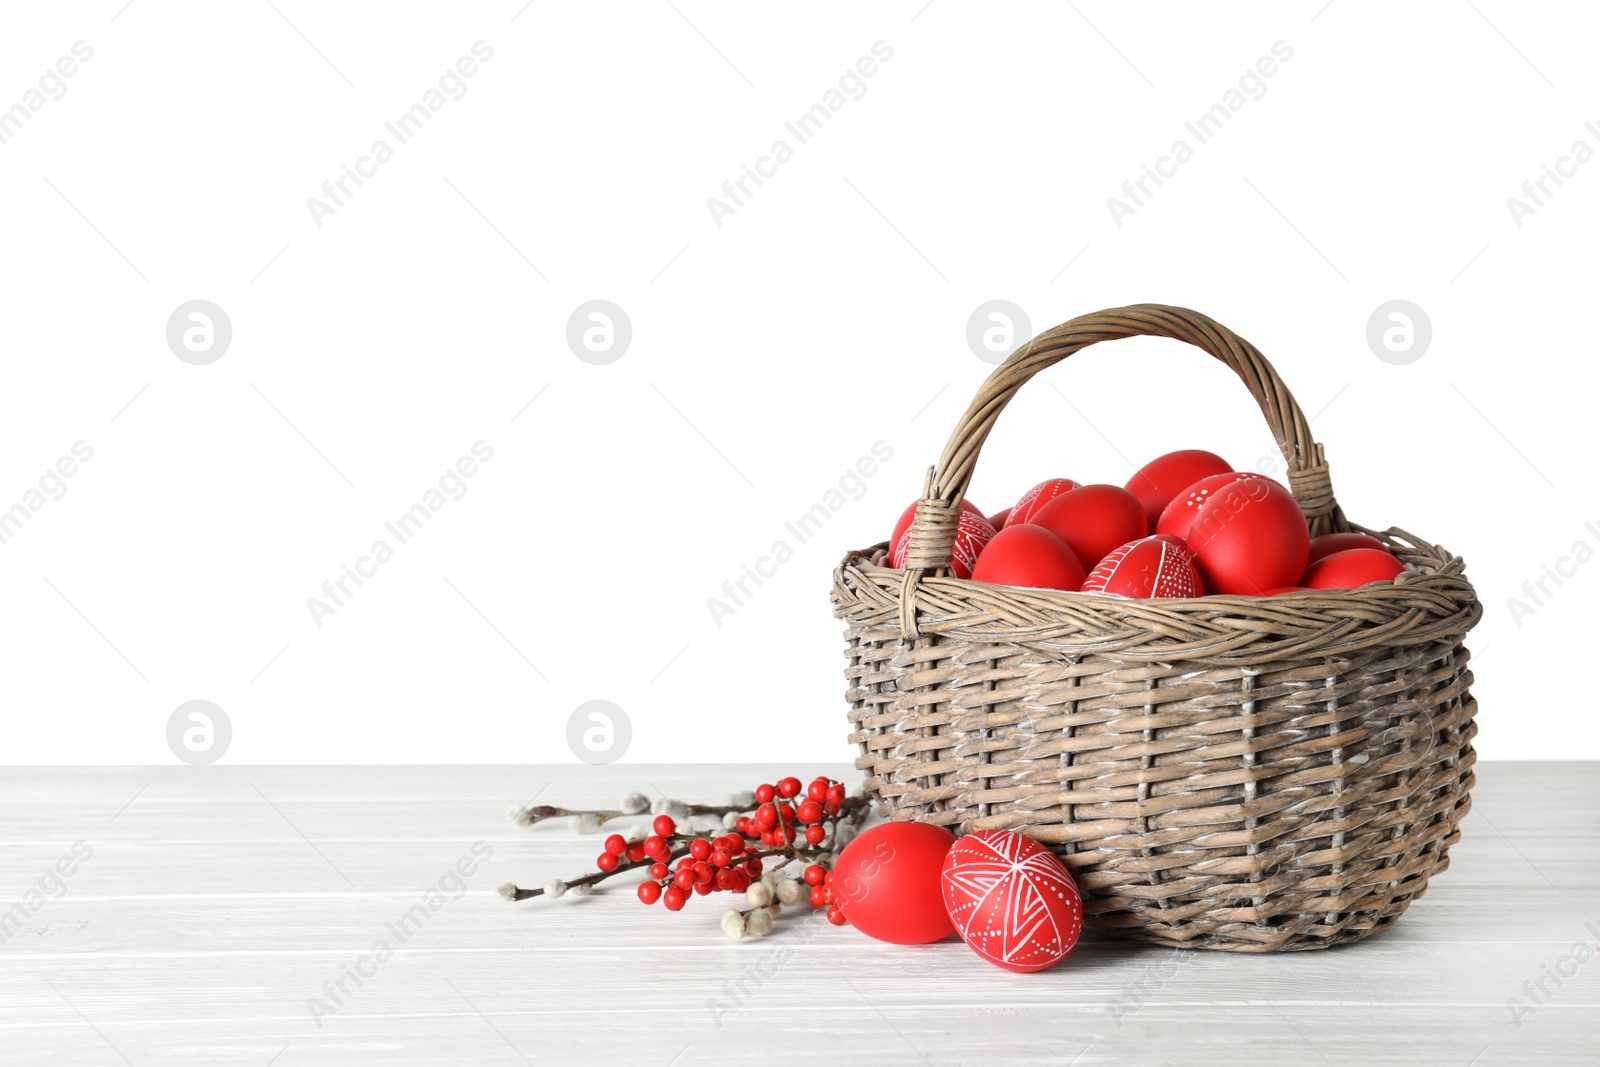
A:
831 304 1482 952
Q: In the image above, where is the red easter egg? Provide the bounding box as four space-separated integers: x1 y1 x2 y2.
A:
1081 536 1204 599
1006 478 1080 528
1155 472 1246 540
833 821 958 945
1307 532 1391 565
890 498 983 555
1302 548 1406 589
971 525 1086 591
1125 450 1233 533
941 829 1083 973
1186 474 1310 595
891 510 996 579
1261 586 1313 595
1029 484 1147 572
988 507 1012 530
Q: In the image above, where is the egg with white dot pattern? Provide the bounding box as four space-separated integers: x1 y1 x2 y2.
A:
941 829 1083 973
1155 471 1245 540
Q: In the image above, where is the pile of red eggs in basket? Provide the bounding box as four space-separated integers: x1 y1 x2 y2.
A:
887 449 1406 596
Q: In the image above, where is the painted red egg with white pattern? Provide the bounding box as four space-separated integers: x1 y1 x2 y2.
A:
1006 478 1079 528
890 498 984 555
1155 472 1245 540
891 510 996 579
941 829 1083 973
1081 536 1204 599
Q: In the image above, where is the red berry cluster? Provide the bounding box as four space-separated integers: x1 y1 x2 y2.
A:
734 775 848 849
625 816 764 910
803 862 848 926
594 776 851 914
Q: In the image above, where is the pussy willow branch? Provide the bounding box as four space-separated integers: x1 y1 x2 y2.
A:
501 798 874 903
501 842 798 902
510 795 871 828
500 842 690 901
509 802 732 827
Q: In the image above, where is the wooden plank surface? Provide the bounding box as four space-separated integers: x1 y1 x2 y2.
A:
0 762 1595 1066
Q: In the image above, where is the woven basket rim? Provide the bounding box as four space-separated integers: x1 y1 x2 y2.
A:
833 523 1481 667
846 522 1462 602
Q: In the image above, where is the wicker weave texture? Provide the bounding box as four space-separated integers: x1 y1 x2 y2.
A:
830 305 1483 952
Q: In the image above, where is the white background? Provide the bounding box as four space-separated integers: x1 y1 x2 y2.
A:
0 1 1593 764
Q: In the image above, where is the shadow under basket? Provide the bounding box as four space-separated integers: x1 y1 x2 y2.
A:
831 304 1483 952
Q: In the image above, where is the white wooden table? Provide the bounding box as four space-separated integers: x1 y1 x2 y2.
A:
1 762 1593 1065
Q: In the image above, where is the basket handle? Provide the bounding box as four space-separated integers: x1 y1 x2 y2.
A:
901 304 1349 580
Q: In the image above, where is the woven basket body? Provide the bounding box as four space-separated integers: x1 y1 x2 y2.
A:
831 305 1482 952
